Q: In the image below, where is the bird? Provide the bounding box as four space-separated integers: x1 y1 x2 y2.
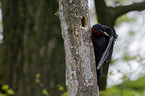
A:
91 23 118 87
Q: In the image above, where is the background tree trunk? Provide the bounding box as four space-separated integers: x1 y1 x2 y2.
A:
59 0 99 95
2 0 65 96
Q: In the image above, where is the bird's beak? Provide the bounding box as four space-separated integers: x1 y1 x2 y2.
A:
104 32 110 37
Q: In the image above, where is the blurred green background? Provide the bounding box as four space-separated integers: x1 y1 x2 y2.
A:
0 0 145 96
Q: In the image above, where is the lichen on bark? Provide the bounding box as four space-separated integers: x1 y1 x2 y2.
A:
59 0 99 95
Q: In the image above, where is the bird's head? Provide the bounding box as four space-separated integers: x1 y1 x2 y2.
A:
92 24 110 37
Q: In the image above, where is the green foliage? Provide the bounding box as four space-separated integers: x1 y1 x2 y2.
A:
0 85 15 96
0 94 6 96
57 84 64 91
109 70 114 76
62 86 69 96
1 85 9 91
118 76 145 90
122 53 145 62
115 14 135 27
100 86 120 96
121 74 128 81
100 86 143 96
35 73 65 96
36 73 40 78
6 89 15 95
123 52 131 61
35 73 50 96
129 31 135 36
42 89 49 96
100 76 145 96
35 73 40 84
110 59 118 65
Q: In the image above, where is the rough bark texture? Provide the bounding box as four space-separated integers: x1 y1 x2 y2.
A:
59 0 99 96
94 0 145 90
2 0 65 96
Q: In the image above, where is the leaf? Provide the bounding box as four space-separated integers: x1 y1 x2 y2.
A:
131 55 137 60
42 89 49 96
121 74 128 81
111 59 118 64
36 73 40 78
127 63 131 67
129 31 135 36
123 53 130 61
1 85 9 91
62 86 69 96
7 89 15 95
57 84 64 91
35 78 40 84
130 91 137 95
117 69 121 73
109 70 114 75
115 14 135 27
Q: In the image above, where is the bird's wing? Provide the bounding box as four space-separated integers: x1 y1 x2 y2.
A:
97 37 114 70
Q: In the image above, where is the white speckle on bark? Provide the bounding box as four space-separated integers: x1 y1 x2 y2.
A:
69 0 73 3
59 0 99 95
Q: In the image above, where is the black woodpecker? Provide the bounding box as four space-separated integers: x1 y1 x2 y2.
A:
91 23 118 86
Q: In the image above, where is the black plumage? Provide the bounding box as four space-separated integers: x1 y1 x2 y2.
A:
91 24 118 85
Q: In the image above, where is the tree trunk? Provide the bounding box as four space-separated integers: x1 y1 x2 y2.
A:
2 0 65 96
59 0 99 95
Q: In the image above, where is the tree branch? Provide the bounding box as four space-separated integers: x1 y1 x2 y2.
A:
95 0 107 8
94 0 145 91
94 0 108 25
115 2 145 17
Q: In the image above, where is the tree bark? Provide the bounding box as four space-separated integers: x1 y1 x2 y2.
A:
2 0 65 96
59 0 99 96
